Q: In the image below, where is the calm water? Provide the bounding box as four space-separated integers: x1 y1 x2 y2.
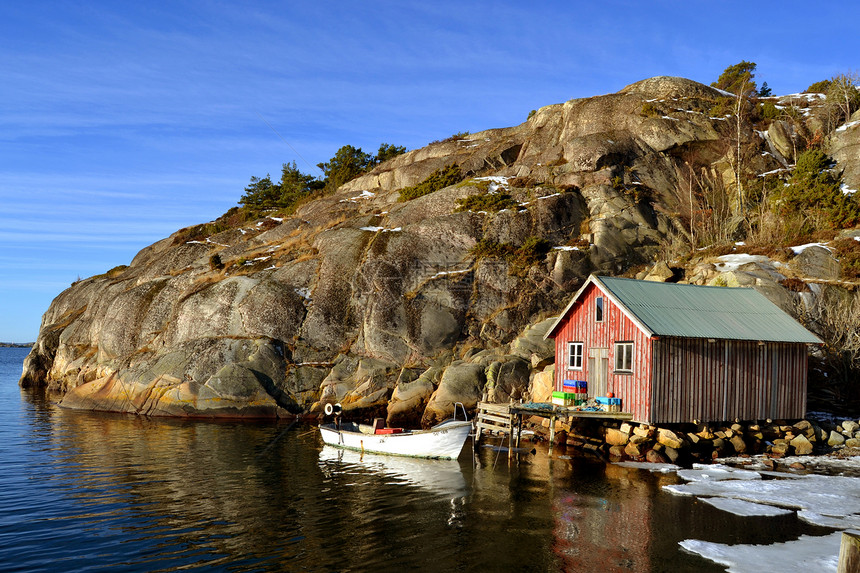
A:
0 347 824 572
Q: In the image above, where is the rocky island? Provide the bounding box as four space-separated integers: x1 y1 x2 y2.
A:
19 75 860 428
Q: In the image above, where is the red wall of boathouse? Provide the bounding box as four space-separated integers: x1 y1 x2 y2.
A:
552 282 654 423
551 282 809 424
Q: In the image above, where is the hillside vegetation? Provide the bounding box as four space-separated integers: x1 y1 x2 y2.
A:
19 64 860 422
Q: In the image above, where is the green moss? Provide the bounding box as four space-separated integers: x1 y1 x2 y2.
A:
457 179 491 192
806 79 833 94
455 192 518 213
517 236 552 265
209 254 223 271
759 101 780 120
470 236 552 269
92 264 130 280
172 221 231 245
708 96 734 117
105 265 128 278
471 239 517 260
397 164 463 201
171 207 259 245
429 132 472 145
640 102 660 117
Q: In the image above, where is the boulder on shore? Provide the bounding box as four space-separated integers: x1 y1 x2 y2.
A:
421 362 486 428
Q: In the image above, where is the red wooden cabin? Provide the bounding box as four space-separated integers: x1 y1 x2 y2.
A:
544 275 822 424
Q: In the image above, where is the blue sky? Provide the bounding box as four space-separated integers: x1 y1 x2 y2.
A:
1 1 857 343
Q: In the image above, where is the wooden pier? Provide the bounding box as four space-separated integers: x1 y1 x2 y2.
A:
474 400 634 458
474 402 523 457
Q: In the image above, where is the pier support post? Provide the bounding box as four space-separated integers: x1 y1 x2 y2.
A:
507 399 515 461
839 531 860 573
515 415 522 450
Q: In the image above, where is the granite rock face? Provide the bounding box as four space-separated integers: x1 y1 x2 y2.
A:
19 76 858 423
829 109 860 193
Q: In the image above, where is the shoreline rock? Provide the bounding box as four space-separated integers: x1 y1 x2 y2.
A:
518 413 860 466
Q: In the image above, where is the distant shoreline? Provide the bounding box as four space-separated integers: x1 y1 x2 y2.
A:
0 343 33 348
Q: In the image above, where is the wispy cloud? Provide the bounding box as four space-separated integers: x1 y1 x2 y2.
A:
1 0 859 342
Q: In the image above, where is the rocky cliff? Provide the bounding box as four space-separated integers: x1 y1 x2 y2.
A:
20 76 860 423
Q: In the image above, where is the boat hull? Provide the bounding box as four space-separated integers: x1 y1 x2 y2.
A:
319 420 472 459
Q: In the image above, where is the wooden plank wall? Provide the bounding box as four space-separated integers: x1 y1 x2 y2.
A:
650 338 808 424
553 283 653 422
552 282 810 424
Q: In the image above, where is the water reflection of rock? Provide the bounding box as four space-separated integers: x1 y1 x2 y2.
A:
40 406 478 570
38 409 353 568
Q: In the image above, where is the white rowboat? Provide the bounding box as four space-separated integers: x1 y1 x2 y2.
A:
319 419 472 459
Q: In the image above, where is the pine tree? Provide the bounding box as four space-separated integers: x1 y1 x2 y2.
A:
712 61 758 96
317 145 373 192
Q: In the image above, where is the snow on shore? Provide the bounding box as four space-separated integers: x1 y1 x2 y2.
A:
790 241 832 254
713 253 780 271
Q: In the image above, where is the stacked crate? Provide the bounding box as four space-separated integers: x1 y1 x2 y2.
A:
562 380 588 405
551 391 576 406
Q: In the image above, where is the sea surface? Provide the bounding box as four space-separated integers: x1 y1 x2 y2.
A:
0 347 826 572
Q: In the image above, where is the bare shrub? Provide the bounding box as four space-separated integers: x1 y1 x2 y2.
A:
675 164 736 250
794 287 860 412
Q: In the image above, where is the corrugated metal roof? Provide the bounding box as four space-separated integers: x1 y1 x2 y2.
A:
595 276 822 343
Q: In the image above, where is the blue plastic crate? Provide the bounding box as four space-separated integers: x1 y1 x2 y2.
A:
562 379 586 390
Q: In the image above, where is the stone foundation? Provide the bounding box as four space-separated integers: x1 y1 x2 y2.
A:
526 414 860 464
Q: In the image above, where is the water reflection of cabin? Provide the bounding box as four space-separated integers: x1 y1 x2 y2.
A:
544 275 822 424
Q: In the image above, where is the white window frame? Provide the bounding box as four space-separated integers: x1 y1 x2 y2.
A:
595 296 604 323
567 342 584 370
614 342 634 373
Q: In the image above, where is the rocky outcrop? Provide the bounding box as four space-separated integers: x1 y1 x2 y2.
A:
830 109 860 193
19 76 860 423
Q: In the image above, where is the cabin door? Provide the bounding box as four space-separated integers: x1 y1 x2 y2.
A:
587 348 609 399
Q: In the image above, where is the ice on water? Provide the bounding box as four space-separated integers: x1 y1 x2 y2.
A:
698 497 793 517
666 472 860 528
681 532 842 573
662 461 860 570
